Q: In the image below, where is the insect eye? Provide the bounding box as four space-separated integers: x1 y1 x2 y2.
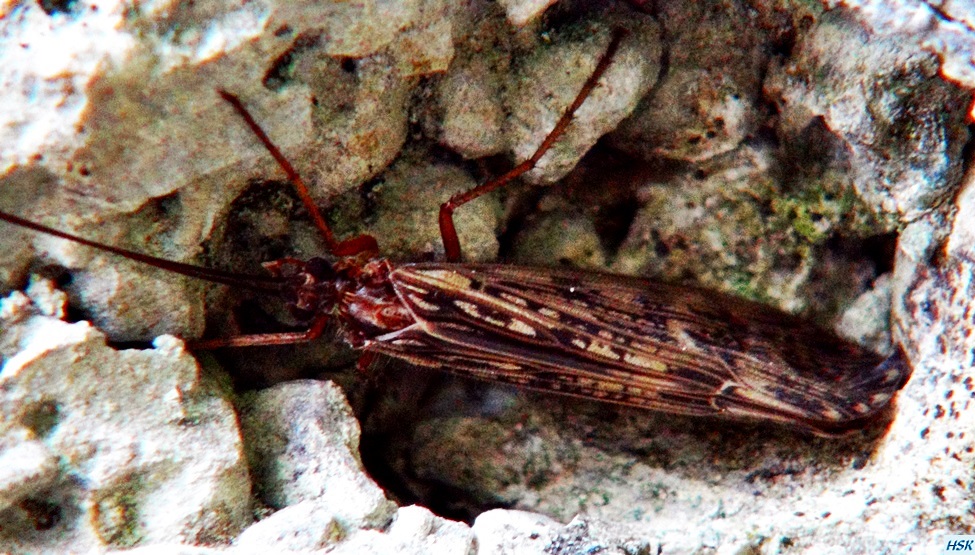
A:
290 306 314 322
306 257 336 280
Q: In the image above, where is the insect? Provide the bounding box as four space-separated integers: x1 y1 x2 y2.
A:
0 30 910 437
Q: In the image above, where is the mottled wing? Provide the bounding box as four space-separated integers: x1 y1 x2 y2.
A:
369 263 910 435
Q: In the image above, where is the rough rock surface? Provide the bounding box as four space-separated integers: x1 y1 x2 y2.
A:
0 0 973 554
0 280 251 552
237 381 395 530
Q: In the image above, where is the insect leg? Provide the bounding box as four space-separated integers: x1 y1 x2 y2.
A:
437 28 628 262
217 91 379 258
188 313 329 349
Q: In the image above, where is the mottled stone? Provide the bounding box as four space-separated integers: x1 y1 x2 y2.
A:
232 501 342 554
0 283 251 553
766 10 970 221
330 505 474 555
237 380 395 530
506 16 662 184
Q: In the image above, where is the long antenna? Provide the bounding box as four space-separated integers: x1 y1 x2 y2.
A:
0 210 283 293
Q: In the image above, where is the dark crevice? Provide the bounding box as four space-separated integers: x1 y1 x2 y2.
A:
928 122 975 269
357 373 518 524
21 400 62 438
360 434 514 523
860 232 899 276
17 497 62 531
959 123 975 184
494 185 546 262
37 0 78 16
262 33 322 91
821 231 899 280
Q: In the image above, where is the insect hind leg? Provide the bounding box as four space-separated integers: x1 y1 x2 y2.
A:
438 28 629 262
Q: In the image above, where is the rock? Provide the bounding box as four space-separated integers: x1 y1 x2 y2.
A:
472 509 563 554
497 0 558 27
232 501 342 554
108 545 226 555
433 51 509 160
237 380 395 530
0 0 454 342
330 505 474 555
352 154 500 263
0 432 60 513
609 0 781 162
765 10 970 221
825 0 975 117
473 510 651 555
0 282 251 552
506 15 662 184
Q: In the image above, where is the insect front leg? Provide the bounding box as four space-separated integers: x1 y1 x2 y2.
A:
188 313 329 350
217 90 379 258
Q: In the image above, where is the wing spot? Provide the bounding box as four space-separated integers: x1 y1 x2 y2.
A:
455 300 508 328
737 387 808 416
499 292 529 306
820 406 844 420
572 338 588 350
487 315 507 327
420 269 473 289
538 307 560 319
454 300 481 318
487 361 523 371
623 352 668 372
438 321 479 334
597 381 625 394
869 392 891 406
391 339 425 346
587 341 620 360
630 342 659 354
407 293 440 312
507 319 537 336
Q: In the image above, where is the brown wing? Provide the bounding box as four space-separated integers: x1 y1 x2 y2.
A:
366 263 910 435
